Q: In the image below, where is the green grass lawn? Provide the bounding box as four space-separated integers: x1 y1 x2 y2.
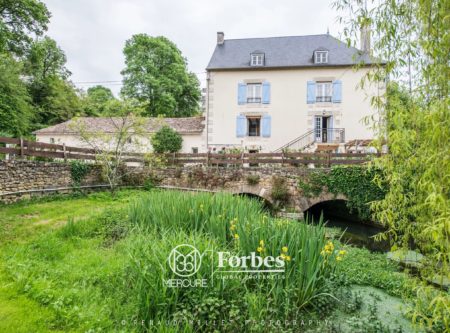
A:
0 190 425 332
0 190 144 333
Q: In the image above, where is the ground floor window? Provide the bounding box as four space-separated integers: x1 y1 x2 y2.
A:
191 147 198 154
248 117 261 137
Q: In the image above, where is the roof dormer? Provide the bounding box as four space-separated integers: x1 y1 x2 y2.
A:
250 51 265 66
313 49 328 64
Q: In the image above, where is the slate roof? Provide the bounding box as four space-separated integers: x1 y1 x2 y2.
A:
206 34 376 70
33 117 205 135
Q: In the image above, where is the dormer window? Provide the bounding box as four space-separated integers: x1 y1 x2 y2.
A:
314 51 328 64
251 53 264 66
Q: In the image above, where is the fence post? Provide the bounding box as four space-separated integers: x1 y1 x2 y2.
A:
327 151 331 167
281 151 285 166
63 143 67 162
19 137 24 158
206 151 210 167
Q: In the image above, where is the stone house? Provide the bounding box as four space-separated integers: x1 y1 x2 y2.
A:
205 32 383 153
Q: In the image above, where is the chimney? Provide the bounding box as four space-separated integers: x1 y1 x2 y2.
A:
360 24 371 54
217 32 224 45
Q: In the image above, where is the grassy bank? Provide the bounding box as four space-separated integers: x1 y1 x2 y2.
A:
0 190 421 332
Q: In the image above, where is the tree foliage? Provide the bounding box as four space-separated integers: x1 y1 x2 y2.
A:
24 36 71 81
0 53 32 135
334 0 450 330
151 125 183 153
0 0 50 55
82 85 116 116
32 77 82 127
120 34 201 117
24 37 81 129
298 165 387 221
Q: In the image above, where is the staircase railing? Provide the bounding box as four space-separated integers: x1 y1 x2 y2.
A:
273 129 315 152
273 128 346 152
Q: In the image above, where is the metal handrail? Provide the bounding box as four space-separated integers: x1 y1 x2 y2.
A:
273 129 315 152
274 128 345 152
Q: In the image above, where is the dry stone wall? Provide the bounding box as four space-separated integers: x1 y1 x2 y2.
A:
0 161 342 213
0 160 102 203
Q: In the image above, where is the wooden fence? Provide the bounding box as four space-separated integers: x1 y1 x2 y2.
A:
0 137 379 167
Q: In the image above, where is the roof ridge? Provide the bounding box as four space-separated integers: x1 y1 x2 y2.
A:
223 33 330 41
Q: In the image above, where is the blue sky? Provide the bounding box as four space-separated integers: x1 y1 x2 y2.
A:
43 0 343 95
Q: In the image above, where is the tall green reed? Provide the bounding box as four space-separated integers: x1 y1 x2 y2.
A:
127 190 342 320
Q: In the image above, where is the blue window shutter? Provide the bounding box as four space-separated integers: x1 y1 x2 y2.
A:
332 80 342 103
262 82 271 104
236 115 247 137
261 115 272 137
238 83 247 105
307 81 316 104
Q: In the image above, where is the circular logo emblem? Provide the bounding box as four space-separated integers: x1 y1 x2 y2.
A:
168 244 202 277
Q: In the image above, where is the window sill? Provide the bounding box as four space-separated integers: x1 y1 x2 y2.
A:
239 104 270 108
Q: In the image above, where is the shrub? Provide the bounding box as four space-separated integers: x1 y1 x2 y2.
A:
151 125 183 153
246 174 260 185
270 176 289 204
70 161 90 189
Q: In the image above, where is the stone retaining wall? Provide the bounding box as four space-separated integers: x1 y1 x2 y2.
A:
0 161 341 212
0 160 102 203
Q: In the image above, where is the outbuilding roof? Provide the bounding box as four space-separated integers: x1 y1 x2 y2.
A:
206 34 376 70
33 117 205 135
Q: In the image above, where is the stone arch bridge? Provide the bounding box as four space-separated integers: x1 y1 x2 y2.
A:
144 166 346 214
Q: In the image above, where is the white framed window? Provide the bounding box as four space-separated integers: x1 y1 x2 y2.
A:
314 51 328 64
247 83 262 103
251 53 264 66
316 81 332 102
49 138 55 143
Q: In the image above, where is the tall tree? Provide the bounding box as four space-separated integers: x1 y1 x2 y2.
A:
0 53 32 136
24 37 81 128
0 0 50 55
24 36 71 81
82 85 116 116
120 34 200 117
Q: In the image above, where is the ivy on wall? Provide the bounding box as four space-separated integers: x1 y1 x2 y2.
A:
70 161 90 189
298 165 387 220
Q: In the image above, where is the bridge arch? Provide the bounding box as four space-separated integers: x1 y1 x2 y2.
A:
298 193 347 213
229 184 274 206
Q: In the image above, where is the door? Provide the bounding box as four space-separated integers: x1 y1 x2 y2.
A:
315 116 331 143
314 116 322 142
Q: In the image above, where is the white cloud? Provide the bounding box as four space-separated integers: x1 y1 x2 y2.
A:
43 0 343 95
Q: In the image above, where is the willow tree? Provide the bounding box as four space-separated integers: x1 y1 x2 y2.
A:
333 0 449 330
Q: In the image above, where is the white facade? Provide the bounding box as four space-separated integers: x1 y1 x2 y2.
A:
36 132 204 154
205 67 382 153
